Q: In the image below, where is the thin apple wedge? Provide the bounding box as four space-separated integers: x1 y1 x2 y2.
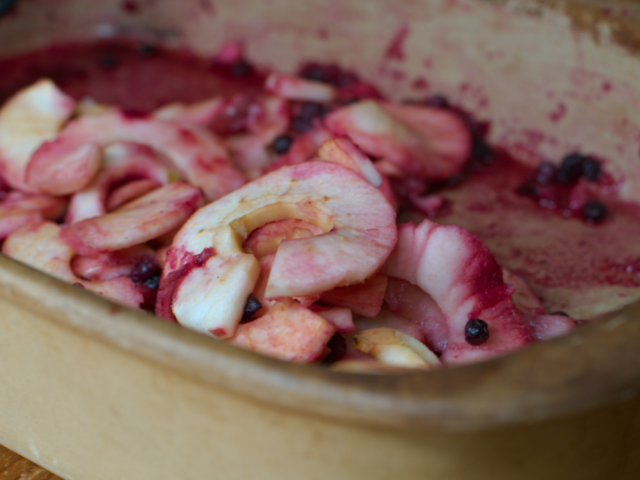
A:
3 221 143 308
0 79 75 192
63 182 203 255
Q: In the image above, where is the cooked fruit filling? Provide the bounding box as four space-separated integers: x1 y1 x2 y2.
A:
0 40 633 371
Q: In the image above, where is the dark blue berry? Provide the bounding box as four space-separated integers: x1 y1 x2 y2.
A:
534 162 557 185
581 200 607 223
99 54 120 70
322 335 347 365
465 318 489 346
424 94 451 109
300 64 329 82
556 153 585 184
0 0 18 18
229 60 252 77
581 157 602 182
271 134 294 154
136 43 157 57
129 258 161 286
471 137 493 163
292 102 327 133
516 183 537 197
241 294 262 323
342 97 360 106
143 275 160 290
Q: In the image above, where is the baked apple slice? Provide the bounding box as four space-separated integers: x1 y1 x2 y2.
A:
316 135 383 187
3 221 143 308
64 181 203 255
65 142 178 224
325 100 471 180
228 299 335 363
0 192 67 239
386 220 531 364
266 72 337 103
27 110 245 200
158 160 397 339
0 79 75 192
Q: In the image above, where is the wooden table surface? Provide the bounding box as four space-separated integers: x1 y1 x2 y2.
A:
0 444 60 480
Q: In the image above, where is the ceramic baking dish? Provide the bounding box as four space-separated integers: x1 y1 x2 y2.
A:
1 0 640 478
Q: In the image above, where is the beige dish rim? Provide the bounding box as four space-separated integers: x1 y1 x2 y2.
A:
1 253 638 433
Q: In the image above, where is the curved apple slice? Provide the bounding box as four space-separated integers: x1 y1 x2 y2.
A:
386 220 531 364
64 181 204 255
0 79 75 192
266 73 337 103
66 142 177 224
0 192 67 239
27 110 245 201
160 161 397 338
244 218 324 259
106 179 163 211
316 135 382 187
3 221 143 308
353 328 441 370
324 100 470 180
71 245 160 282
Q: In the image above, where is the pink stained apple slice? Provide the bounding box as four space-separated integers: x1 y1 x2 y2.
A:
383 277 449 353
324 100 471 180
26 110 246 201
228 299 336 363
63 181 204 255
316 135 383 187
0 79 75 192
319 273 388 318
106 179 163 211
0 192 67 239
225 95 290 178
153 96 226 126
71 244 160 282
65 142 178 224
246 95 290 144
386 220 531 365
3 221 143 308
315 307 355 333
265 73 337 103
159 160 397 339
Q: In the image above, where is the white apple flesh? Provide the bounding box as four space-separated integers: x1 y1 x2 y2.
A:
0 79 75 192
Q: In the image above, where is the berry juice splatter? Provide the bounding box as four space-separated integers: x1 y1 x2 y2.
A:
0 41 265 112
